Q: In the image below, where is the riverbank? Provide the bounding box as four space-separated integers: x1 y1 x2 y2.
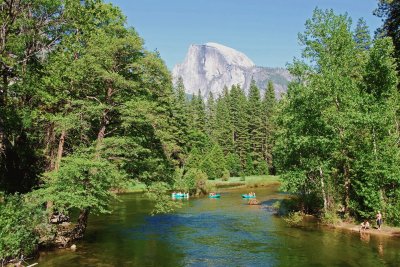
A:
331 221 400 238
209 175 280 189
117 175 281 193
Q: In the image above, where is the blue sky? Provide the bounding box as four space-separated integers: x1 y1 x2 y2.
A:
107 0 382 70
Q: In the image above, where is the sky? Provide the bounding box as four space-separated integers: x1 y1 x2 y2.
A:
107 0 382 70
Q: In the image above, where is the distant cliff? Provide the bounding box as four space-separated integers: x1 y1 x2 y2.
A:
172 42 291 98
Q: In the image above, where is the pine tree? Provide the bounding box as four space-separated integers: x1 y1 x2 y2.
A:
214 87 234 154
375 0 400 71
206 92 217 141
229 85 249 167
170 77 190 166
247 80 264 171
354 18 371 50
262 80 277 172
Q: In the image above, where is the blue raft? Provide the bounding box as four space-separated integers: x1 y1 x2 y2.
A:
242 194 256 199
208 194 221 198
172 193 189 199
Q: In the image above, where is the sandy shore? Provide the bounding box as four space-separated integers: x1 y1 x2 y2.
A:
331 221 400 238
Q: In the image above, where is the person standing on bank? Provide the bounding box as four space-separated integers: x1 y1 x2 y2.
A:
376 211 382 230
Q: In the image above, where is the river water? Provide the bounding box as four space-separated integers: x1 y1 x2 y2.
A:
36 186 400 266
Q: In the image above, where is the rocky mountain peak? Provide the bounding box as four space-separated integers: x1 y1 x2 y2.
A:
172 43 291 98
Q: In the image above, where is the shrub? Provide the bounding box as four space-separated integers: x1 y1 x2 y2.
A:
321 210 341 225
272 201 281 211
283 211 304 227
0 195 41 262
256 161 269 175
221 169 230 181
239 171 246 181
181 168 209 195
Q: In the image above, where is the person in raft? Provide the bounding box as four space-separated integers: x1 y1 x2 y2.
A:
376 211 383 230
360 220 370 231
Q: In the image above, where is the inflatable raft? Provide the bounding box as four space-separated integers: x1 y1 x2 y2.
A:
172 193 189 199
241 194 256 199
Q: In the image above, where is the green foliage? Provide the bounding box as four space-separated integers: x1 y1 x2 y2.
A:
321 210 341 225
225 153 242 176
183 168 209 195
257 161 269 175
221 169 230 181
172 167 209 195
275 8 400 225
36 151 125 215
245 154 255 175
283 211 304 227
201 144 227 179
146 182 182 215
240 171 246 181
375 0 400 70
0 195 42 261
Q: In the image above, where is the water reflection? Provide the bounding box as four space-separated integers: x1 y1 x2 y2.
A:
360 231 370 243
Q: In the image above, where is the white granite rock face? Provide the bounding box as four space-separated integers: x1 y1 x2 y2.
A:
172 43 291 98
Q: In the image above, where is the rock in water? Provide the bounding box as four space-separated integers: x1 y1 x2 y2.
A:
248 198 260 205
172 42 291 98
70 244 77 251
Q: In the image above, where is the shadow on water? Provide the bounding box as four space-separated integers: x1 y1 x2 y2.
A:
36 187 400 267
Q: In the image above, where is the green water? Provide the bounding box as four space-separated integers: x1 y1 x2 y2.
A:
36 186 400 266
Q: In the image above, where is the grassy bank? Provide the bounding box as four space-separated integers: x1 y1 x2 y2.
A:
209 175 280 189
116 180 147 193
117 175 280 194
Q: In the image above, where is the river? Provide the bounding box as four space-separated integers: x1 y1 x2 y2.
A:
36 186 400 266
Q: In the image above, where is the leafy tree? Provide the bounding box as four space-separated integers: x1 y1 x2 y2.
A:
0 0 180 256
275 8 400 224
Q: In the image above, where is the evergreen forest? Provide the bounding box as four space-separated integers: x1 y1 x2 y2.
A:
1 0 400 263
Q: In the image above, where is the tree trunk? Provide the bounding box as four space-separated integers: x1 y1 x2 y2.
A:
95 85 113 154
44 122 56 170
343 164 350 215
46 129 66 214
1 68 8 107
319 167 328 214
69 208 90 240
54 129 66 171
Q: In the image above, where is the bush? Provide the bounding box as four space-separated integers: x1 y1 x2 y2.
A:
283 211 304 227
173 168 188 192
239 171 246 181
0 195 41 262
321 210 341 225
146 182 182 215
221 169 230 181
256 161 269 175
276 198 301 216
272 201 281 211
181 168 209 195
